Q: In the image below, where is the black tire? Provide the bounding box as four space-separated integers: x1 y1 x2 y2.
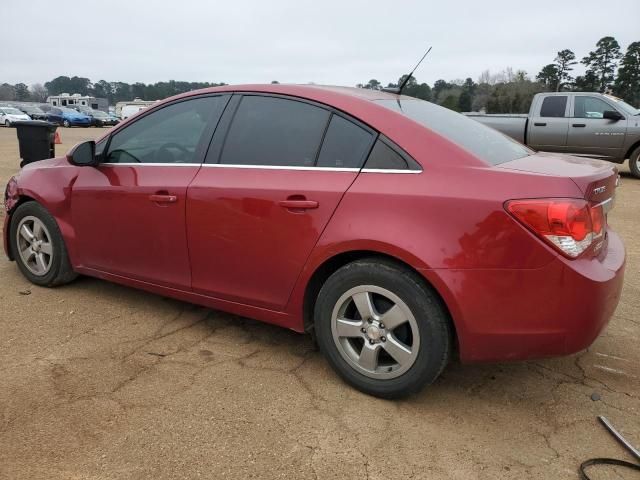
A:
9 202 77 287
314 258 452 399
629 146 640 179
63 120 70 128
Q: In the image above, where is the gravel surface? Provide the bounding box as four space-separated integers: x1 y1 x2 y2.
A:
1 126 638 479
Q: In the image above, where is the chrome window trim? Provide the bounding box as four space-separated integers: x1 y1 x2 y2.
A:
202 164 360 172
97 163 423 174
361 168 422 174
99 162 202 167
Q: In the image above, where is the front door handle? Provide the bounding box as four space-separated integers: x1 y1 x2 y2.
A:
572 123 586 127
278 199 319 210
534 122 547 126
149 194 177 203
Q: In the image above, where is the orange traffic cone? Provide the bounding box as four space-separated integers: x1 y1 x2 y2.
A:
54 131 62 144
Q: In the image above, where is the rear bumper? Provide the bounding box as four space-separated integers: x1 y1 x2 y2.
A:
426 230 626 363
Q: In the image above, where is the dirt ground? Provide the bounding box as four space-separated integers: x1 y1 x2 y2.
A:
0 126 638 480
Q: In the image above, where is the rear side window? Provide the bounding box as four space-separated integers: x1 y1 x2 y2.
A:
316 115 373 168
220 96 330 167
364 139 411 170
540 96 567 118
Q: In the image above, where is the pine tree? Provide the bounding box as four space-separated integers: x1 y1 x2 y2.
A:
536 64 559 90
613 42 640 106
554 49 577 91
582 36 622 92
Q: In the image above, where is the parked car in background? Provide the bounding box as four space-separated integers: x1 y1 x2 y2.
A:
15 104 48 121
2 84 625 398
38 105 65 125
85 109 119 127
56 107 91 127
465 92 640 178
0 107 30 126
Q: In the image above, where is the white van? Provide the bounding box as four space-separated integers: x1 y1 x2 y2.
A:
121 104 147 120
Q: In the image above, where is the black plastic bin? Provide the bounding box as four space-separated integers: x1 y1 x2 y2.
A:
13 120 58 167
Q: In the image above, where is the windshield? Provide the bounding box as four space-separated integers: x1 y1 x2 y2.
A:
376 98 532 165
603 94 639 115
60 107 80 114
2 107 24 115
92 111 109 117
24 106 44 114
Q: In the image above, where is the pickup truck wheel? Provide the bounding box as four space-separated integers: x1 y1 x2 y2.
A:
314 258 452 399
629 147 640 179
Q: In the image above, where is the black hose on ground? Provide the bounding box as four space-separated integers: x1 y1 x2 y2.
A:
579 416 640 479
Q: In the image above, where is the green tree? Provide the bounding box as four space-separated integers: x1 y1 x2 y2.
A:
574 71 599 91
432 79 450 100
0 83 15 101
14 83 30 101
582 36 621 92
458 78 476 111
613 41 640 106
554 49 577 91
364 79 381 90
536 64 559 90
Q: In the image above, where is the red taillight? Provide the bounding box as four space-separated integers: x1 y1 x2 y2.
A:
506 198 605 258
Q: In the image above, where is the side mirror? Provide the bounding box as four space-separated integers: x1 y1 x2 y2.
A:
603 110 624 121
67 140 98 167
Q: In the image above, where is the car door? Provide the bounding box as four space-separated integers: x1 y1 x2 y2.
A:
186 94 375 310
566 95 627 159
71 94 230 288
527 95 570 152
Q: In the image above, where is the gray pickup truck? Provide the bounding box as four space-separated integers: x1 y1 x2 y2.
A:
466 92 640 178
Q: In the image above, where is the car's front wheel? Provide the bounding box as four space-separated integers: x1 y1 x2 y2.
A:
5 120 11 127
9 202 77 287
314 258 452 399
629 146 640 179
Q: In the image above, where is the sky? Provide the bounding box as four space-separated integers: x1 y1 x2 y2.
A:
2 0 638 88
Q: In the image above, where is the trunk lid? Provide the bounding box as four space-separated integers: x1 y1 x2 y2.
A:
498 151 619 204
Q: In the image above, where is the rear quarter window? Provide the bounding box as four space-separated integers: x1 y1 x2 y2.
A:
376 99 531 166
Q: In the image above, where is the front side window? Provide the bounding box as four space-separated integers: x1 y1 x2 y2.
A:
376 98 531 166
316 114 373 168
219 96 330 167
105 96 227 164
574 96 615 119
540 96 567 118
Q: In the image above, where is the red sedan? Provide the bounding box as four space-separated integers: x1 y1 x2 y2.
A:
3 85 625 398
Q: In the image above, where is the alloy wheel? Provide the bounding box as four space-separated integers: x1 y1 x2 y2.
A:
331 285 420 379
16 216 54 276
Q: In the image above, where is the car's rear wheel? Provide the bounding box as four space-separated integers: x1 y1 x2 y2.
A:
314 258 452 399
5 120 11 127
9 202 77 287
63 120 70 127
629 146 640 179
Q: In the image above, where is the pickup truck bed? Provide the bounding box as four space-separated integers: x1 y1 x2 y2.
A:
464 92 640 178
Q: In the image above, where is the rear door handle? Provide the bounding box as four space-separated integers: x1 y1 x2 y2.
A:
572 123 586 127
149 194 177 203
534 122 547 126
278 200 319 210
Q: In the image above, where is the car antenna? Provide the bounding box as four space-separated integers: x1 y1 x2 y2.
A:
382 46 433 95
